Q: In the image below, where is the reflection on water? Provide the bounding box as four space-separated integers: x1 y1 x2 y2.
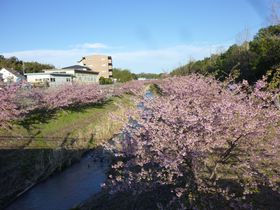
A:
6 152 108 210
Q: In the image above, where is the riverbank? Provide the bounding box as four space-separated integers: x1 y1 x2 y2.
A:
6 148 111 210
0 94 136 209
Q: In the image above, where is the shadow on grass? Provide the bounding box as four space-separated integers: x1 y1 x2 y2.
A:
17 109 57 130
16 98 115 131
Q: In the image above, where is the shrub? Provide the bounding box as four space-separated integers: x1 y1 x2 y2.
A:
99 77 113 85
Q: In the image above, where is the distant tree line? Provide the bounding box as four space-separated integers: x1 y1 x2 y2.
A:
137 72 162 79
171 25 280 89
112 68 161 83
0 55 54 74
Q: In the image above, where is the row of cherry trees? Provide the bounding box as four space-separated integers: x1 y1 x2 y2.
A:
104 75 280 209
0 81 148 128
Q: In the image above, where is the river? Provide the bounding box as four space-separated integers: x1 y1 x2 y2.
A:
5 90 154 210
5 151 108 210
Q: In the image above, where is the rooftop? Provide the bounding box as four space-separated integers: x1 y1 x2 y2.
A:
43 68 99 75
0 67 25 78
62 65 91 71
78 54 111 62
25 72 73 77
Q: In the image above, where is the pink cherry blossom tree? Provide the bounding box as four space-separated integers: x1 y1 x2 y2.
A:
104 75 280 209
0 80 149 128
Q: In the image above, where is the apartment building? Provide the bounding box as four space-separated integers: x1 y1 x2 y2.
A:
78 55 113 79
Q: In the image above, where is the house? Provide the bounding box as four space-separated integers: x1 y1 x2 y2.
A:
25 72 73 87
0 68 25 83
78 55 113 79
43 65 99 84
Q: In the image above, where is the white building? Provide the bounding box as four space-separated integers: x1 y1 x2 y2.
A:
0 68 25 83
43 65 99 84
25 73 73 87
137 77 147 81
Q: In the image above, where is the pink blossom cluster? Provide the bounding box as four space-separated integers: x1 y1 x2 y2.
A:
0 83 105 126
0 81 149 127
105 75 280 209
115 80 151 96
43 83 105 109
0 84 25 124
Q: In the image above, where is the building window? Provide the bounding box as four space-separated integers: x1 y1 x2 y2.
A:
50 78 55 82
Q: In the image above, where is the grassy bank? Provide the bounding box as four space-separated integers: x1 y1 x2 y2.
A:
0 94 136 208
0 94 134 148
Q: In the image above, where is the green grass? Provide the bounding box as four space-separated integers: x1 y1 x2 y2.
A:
0 95 135 149
148 83 163 95
0 94 136 208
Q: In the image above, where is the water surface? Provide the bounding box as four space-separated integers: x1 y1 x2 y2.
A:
6 152 108 210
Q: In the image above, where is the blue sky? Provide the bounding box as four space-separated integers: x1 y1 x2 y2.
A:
0 0 274 73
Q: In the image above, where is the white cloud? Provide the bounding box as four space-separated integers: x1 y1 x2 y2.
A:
1 43 231 73
72 42 108 49
2 49 89 68
110 44 231 73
